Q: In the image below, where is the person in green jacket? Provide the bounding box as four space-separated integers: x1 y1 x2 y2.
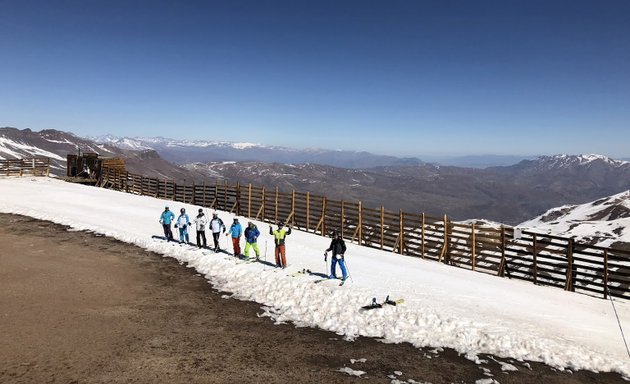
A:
269 222 291 268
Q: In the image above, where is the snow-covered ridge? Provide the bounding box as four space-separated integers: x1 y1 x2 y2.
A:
520 190 630 247
0 137 65 160
534 154 629 168
90 134 274 151
90 134 383 155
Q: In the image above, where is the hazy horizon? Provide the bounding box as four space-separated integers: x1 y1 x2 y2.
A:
1 1 629 158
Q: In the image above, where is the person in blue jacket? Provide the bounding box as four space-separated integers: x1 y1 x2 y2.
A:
243 221 261 260
227 218 243 256
175 208 191 244
159 206 175 241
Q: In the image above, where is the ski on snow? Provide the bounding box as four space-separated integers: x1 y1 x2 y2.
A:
359 295 404 311
313 276 348 286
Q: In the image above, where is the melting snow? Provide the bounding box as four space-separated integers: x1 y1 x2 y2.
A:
0 177 629 377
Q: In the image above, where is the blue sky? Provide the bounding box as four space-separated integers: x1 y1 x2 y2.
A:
1 0 629 158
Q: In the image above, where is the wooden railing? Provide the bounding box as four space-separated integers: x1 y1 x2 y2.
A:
0 157 50 176
98 167 630 300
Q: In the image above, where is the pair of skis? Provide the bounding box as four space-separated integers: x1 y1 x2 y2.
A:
359 295 404 311
313 276 347 286
291 268 312 277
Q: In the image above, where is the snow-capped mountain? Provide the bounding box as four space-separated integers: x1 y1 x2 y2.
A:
91 135 268 151
90 134 425 168
0 127 119 172
522 154 629 169
520 190 630 249
0 128 209 181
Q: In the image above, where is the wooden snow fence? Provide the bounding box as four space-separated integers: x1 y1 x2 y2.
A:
98 166 630 301
0 157 50 177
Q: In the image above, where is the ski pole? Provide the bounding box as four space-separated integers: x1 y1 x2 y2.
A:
344 257 354 283
264 239 268 271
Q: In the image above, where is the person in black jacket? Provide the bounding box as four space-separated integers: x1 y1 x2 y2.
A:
325 231 347 280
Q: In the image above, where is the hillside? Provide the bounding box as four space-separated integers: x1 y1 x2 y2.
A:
91 134 425 168
520 190 630 250
0 128 207 182
184 155 630 224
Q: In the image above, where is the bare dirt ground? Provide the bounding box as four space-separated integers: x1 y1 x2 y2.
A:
0 213 625 384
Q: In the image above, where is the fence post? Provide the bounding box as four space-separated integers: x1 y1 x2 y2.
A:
202 182 207 207
440 214 449 263
399 209 404 255
533 234 538 284
322 197 327 235
565 238 574 291
498 226 506 276
306 192 310 232
291 190 296 226
248 184 252 218
358 201 362 246
223 182 228 211
421 213 425 258
236 182 241 216
19 159 24 176
273 186 278 223
604 249 609 299
380 206 385 250
261 186 266 221
46 158 50 176
471 223 476 270
340 200 345 237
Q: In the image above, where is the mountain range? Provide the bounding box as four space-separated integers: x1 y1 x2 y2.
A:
3 127 630 227
0 128 208 181
91 134 426 169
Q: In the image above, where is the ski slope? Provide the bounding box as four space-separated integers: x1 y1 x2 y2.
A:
1 177 629 377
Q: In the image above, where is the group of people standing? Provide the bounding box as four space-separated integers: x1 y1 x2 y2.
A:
159 206 227 252
159 205 348 278
159 206 308 271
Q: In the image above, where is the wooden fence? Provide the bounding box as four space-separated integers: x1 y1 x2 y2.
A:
0 158 50 176
99 167 630 300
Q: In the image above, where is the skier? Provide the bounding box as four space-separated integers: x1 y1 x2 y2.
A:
209 213 226 252
159 206 175 241
270 222 291 268
227 218 243 256
194 208 208 248
243 221 261 260
325 231 347 281
174 208 191 244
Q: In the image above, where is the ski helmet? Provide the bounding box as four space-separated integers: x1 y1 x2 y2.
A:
180 208 185 213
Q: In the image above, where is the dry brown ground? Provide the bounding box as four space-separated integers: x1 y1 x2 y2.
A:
0 213 625 384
